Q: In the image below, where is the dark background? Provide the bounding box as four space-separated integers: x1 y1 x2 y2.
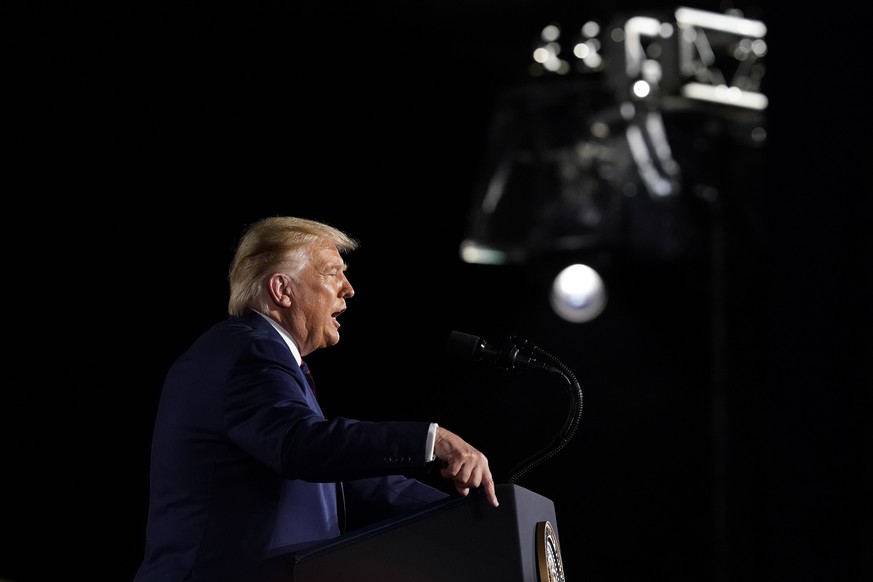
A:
3 1 870 581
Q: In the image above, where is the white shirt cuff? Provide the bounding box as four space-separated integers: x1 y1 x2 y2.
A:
426 423 438 462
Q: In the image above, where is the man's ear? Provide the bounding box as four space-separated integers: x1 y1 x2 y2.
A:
267 272 293 307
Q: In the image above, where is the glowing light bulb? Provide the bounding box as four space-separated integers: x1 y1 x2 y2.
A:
550 264 607 323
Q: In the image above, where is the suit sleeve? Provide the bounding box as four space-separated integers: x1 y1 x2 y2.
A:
223 332 436 482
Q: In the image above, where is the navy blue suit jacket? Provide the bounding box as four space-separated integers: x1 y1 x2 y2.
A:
134 311 448 581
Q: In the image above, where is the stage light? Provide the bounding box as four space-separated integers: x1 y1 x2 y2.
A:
550 263 607 323
459 5 766 320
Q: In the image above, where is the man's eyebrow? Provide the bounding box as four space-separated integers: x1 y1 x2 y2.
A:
321 260 348 273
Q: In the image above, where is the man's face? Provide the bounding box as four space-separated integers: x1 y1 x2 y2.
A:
286 240 354 355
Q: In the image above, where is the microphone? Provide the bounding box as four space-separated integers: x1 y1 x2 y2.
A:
446 331 559 373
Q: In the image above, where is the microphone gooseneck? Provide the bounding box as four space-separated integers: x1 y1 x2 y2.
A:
446 330 584 484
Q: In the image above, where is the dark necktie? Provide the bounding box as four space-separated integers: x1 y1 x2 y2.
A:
300 360 316 394
301 359 341 527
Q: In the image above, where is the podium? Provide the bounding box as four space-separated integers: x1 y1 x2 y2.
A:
288 483 563 582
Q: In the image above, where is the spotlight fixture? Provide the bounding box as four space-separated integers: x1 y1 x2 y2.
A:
459 6 767 322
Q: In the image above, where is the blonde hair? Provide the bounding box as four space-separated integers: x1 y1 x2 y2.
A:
227 216 359 316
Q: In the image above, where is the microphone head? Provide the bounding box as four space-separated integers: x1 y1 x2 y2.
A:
446 331 483 361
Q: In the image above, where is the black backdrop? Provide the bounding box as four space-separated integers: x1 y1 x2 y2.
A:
3 1 870 581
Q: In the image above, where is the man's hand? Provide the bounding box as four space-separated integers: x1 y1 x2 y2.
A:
433 427 499 508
